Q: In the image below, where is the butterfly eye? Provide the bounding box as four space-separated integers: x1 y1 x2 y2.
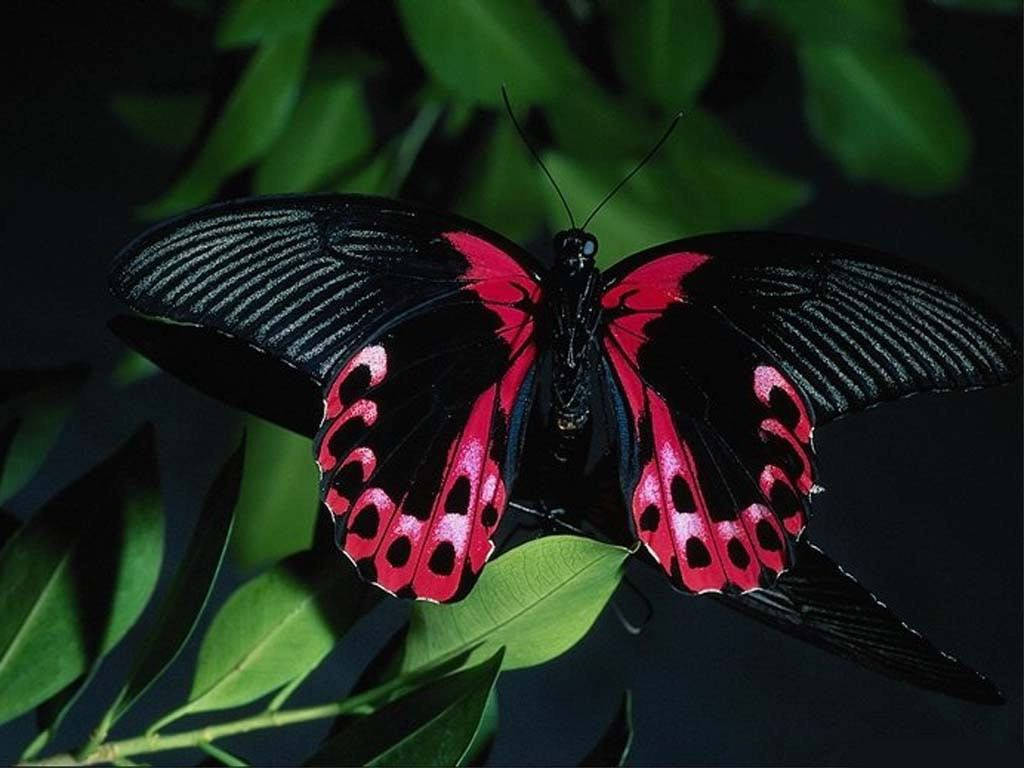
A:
582 238 597 256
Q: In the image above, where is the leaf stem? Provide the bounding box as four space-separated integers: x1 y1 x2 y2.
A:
22 652 459 767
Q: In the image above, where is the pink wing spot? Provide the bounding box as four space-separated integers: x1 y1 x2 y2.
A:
759 418 813 494
759 465 805 536
602 252 709 312
317 399 378 471
342 447 377 481
325 488 349 517
753 365 811 442
325 345 387 420
345 488 396 559
740 504 786 574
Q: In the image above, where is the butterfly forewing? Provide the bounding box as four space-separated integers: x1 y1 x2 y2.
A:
112 196 543 603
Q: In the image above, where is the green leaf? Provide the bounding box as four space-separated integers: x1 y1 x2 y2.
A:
800 45 971 195
402 536 628 673
396 0 582 105
111 91 209 151
218 0 335 48
0 509 17 551
930 0 1021 12
254 77 373 193
0 426 163 726
462 687 499 766
541 124 809 270
111 350 161 388
230 417 319 570
143 32 314 218
103 437 243 730
608 0 721 109
0 365 89 504
743 0 906 46
456 121 545 241
154 548 363 726
311 647 504 767
580 691 634 767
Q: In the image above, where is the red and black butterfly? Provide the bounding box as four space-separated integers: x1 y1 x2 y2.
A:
109 189 1019 703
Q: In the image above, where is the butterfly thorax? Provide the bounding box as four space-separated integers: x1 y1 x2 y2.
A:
543 229 603 448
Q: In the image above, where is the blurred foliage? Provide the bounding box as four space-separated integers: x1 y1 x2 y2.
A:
2 0 1016 765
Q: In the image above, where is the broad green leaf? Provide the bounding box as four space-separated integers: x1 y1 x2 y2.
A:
143 32 314 218
0 427 163 726
608 0 721 109
103 438 243 730
660 110 811 231
311 648 504 767
0 365 88 503
155 548 362 725
580 691 633 767
255 77 373 193
111 92 209 151
397 0 582 105
230 416 318 570
218 0 335 48
543 78 654 164
457 121 545 241
800 45 971 195
930 0 1021 11
402 536 628 673
743 0 906 46
338 149 396 196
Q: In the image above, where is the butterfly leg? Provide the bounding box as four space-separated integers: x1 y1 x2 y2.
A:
508 500 587 536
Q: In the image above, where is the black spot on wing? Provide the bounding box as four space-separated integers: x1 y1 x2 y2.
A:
685 537 712 568
428 541 457 575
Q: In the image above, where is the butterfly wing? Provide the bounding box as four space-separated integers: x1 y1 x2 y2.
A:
718 540 1003 703
598 233 1019 595
111 197 542 602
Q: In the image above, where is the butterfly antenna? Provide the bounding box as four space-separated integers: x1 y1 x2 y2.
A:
581 110 684 231
501 85 576 228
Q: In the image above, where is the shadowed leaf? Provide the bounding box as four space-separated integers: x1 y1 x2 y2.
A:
608 0 721 109
397 0 582 105
800 45 970 194
743 0 906 46
142 32 315 218
402 536 628 673
153 548 363 727
255 77 373 194
103 437 244 729
457 120 545 241
0 426 163 726
0 365 89 503
231 417 319 569
217 0 334 48
580 691 634 767
111 92 210 151
310 648 504 767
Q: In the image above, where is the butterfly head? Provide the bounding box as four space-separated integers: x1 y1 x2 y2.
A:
554 229 598 269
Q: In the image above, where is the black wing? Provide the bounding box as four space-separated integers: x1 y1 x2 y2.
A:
718 540 1003 703
604 232 1020 426
111 195 544 382
111 195 544 603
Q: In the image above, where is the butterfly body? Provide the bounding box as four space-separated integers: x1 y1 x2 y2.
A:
110 194 1019 702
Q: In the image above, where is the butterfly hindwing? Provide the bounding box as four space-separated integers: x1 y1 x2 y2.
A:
601 252 811 593
112 198 543 603
315 231 539 602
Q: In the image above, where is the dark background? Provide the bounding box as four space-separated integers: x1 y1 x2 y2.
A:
1 1 1021 765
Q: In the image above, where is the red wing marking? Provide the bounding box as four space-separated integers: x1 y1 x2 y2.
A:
602 251 816 593
316 231 539 602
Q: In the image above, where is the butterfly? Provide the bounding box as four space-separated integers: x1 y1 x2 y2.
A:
109 181 1019 704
